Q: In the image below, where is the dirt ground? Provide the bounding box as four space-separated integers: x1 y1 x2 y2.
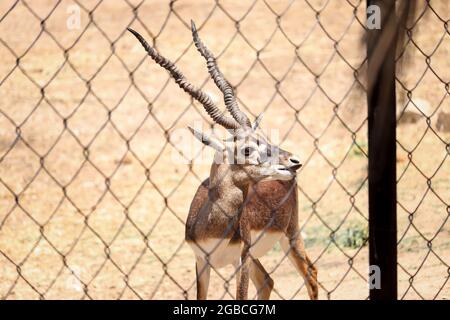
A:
0 0 448 300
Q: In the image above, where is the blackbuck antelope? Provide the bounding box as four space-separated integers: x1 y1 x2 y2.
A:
128 21 318 300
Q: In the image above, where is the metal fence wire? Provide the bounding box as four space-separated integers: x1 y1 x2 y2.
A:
0 0 448 300
395 0 449 299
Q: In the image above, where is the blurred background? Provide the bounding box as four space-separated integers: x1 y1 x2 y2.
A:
0 0 448 299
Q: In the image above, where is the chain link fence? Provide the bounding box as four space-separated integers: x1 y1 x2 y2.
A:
0 0 447 300
395 0 449 299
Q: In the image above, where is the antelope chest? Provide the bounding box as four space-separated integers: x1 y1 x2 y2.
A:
249 230 283 258
188 230 283 269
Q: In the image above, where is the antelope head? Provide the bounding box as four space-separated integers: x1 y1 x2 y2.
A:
188 124 302 187
128 21 302 186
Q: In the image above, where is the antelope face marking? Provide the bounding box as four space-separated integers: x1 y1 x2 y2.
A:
226 130 302 182
188 126 302 184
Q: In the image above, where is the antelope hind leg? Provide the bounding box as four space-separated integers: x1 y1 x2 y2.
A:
280 236 318 300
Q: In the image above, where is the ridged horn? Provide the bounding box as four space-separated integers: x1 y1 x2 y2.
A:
128 28 240 130
191 21 252 128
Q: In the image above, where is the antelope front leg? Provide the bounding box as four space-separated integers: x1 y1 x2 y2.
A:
236 243 251 300
236 258 273 300
196 257 211 300
250 258 274 300
281 236 318 300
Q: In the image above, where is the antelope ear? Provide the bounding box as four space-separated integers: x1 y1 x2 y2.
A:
188 126 225 152
252 113 264 131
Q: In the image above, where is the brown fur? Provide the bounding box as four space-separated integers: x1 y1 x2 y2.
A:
186 179 297 242
186 171 318 300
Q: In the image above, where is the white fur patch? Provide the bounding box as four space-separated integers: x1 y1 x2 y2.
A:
188 238 240 269
188 231 283 269
249 231 283 257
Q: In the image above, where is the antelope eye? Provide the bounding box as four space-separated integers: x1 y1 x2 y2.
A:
266 147 272 157
242 146 254 157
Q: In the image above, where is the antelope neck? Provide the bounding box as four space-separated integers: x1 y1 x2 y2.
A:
207 163 248 218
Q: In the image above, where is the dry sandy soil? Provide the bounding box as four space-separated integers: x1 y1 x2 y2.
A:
0 0 448 299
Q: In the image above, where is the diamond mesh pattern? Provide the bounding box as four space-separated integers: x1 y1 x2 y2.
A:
0 0 447 300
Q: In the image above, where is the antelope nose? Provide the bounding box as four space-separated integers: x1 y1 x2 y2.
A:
289 156 302 171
